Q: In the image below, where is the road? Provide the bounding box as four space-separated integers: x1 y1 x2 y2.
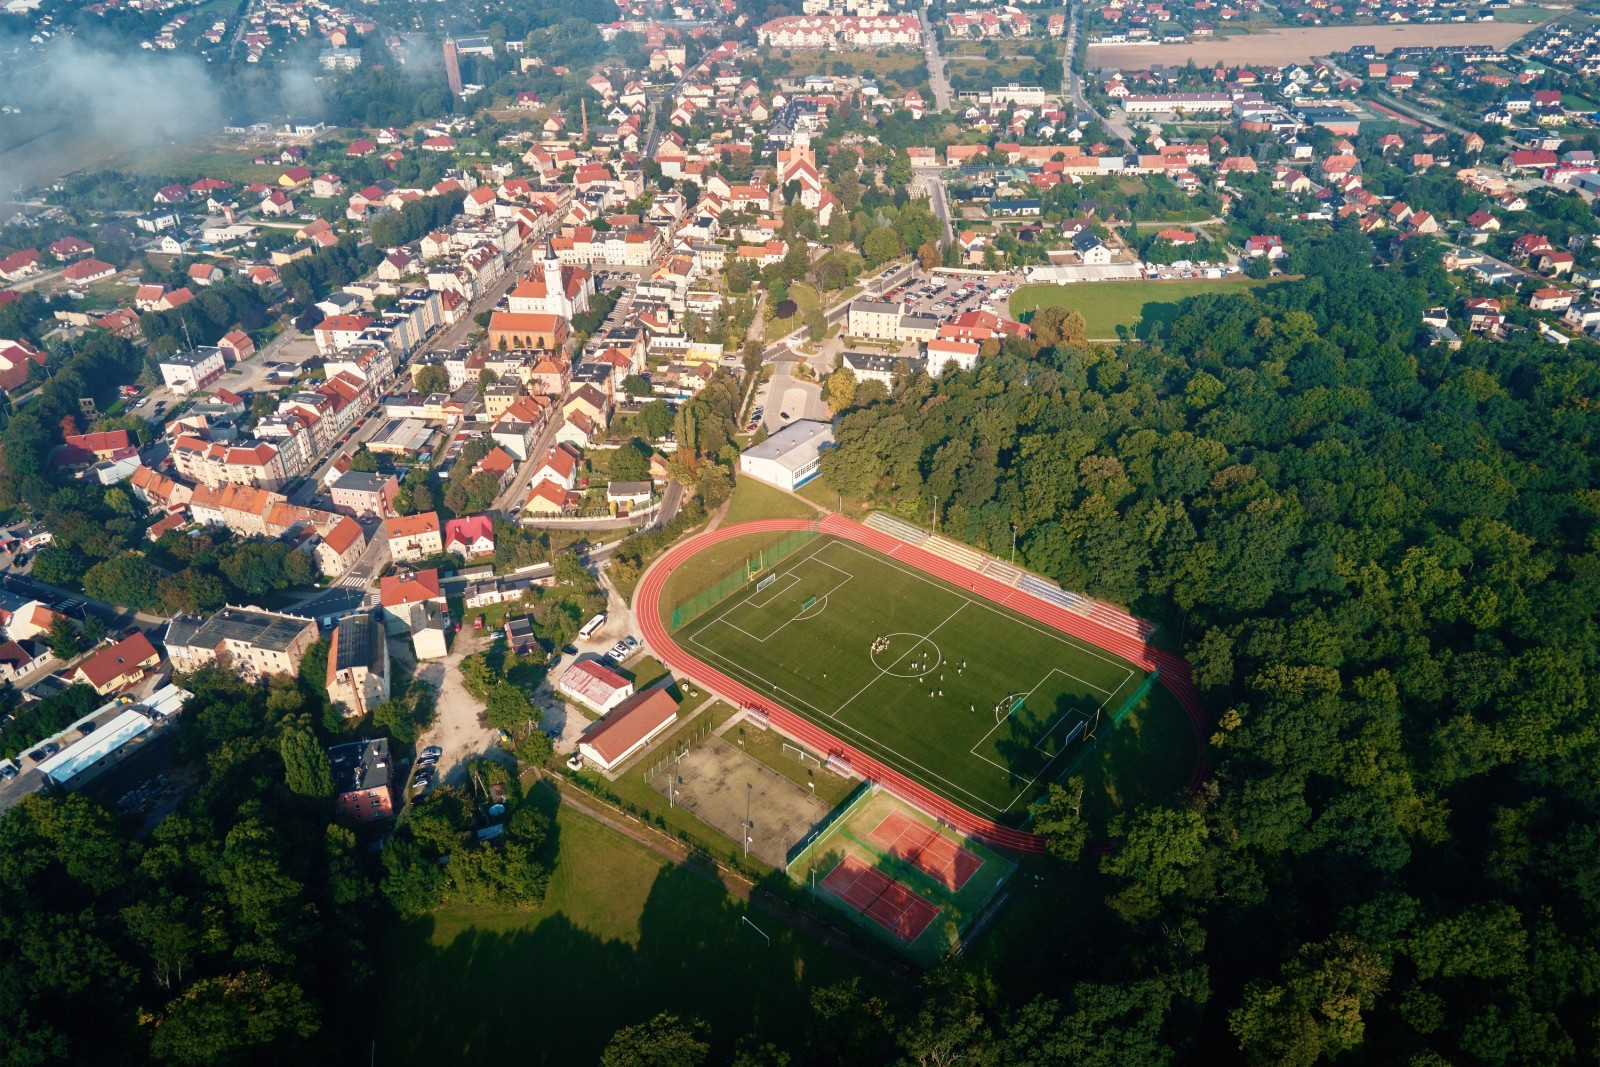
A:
1063 3 1135 147
914 167 956 247
919 9 954 114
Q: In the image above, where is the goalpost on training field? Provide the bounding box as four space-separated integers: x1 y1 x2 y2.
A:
668 528 820 630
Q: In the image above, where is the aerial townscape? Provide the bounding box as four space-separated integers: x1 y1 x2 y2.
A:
1 0 1599 1060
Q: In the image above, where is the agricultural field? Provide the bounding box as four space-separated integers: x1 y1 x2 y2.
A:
1008 276 1278 338
1087 21 1533 67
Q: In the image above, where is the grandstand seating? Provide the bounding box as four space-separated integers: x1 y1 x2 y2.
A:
868 513 1157 639
1018 574 1088 615
981 559 1025 586
1089 602 1157 640
924 535 988 572
863 512 929 546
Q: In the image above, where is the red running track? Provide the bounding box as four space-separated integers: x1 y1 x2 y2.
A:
635 515 1209 855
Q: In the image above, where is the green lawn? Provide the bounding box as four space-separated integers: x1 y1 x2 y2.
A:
654 525 814 621
381 798 879 1063
722 476 820 526
1009 277 1278 338
673 537 1152 820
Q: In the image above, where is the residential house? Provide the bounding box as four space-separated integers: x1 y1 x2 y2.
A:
164 606 319 679
384 512 443 562
330 472 399 519
69 632 161 695
443 514 496 558
557 657 635 714
330 737 396 821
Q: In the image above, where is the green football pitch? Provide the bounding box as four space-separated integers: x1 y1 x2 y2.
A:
674 536 1146 818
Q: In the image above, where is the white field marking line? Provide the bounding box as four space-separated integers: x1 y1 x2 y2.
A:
685 535 833 640
718 556 853 644
991 668 1148 813
746 571 800 609
794 594 830 622
1031 706 1093 755
831 600 968 722
829 539 1136 683
687 539 1121 816
968 669 1071 773
681 538 1143 816
872 633 943 678
684 633 1008 815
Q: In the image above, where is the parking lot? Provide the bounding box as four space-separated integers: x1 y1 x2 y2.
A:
885 270 1029 325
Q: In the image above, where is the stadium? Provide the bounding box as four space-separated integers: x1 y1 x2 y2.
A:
636 513 1205 850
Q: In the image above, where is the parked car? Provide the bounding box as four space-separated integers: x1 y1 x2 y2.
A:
419 745 443 760
1 761 18 780
622 636 639 651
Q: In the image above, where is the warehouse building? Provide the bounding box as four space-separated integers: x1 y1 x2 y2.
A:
737 419 834 492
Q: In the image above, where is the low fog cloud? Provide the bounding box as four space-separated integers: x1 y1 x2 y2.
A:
0 39 225 190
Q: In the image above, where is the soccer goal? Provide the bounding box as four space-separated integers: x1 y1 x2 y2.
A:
782 741 822 768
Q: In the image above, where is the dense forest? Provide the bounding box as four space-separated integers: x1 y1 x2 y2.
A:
815 230 1600 1062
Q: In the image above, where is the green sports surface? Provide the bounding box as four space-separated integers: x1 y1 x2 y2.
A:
674 536 1147 818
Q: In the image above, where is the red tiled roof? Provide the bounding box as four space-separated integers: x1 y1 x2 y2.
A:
580 686 679 766
72 632 158 689
379 568 442 607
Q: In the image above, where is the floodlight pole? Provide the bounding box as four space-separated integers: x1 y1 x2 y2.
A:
1010 523 1017 564
744 781 751 858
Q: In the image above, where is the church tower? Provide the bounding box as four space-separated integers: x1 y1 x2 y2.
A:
543 238 570 320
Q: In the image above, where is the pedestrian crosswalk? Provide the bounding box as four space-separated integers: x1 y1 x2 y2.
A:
337 573 367 588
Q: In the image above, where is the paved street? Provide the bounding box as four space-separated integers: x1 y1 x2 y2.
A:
915 168 956 248
920 10 953 114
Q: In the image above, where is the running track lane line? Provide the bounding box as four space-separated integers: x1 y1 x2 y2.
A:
636 517 1209 854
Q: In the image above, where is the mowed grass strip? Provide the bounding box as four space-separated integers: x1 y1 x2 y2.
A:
676 537 1141 818
1009 277 1278 338
381 799 876 1063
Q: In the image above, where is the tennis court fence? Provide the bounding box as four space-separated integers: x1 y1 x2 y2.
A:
668 528 819 630
786 779 875 871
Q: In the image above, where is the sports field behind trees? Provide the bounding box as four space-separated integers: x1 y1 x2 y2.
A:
674 536 1151 819
1008 277 1274 337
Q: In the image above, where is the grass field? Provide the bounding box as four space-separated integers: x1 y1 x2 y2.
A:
1008 277 1277 338
722 476 820 525
673 536 1146 819
382 797 878 1063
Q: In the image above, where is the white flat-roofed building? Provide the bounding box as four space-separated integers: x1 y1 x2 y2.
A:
738 419 834 492
1122 92 1235 115
925 338 982 378
34 684 191 791
159 348 227 394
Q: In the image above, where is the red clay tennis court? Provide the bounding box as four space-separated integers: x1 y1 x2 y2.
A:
820 855 940 943
867 811 986 891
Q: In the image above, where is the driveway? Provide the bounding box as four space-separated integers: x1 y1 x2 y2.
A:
760 361 826 432
403 633 513 790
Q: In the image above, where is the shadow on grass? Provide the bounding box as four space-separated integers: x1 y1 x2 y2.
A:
377 788 874 1064
985 686 1199 834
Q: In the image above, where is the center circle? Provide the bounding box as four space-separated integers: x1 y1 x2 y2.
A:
871 633 943 678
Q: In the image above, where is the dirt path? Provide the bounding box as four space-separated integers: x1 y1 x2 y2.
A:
407 633 512 787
